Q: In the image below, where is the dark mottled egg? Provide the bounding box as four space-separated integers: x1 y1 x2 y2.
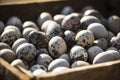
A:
48 36 67 58
70 45 88 62
1 29 21 46
32 69 46 76
22 27 38 40
61 6 74 15
106 31 115 42
48 58 70 71
36 48 49 56
12 38 28 52
41 20 55 32
93 50 120 64
61 14 80 31
94 38 108 50
70 12 83 19
11 59 29 69
80 16 100 29
87 23 108 39
16 43 36 62
52 67 69 73
0 49 16 63
0 21 5 34
87 46 103 62
59 53 70 63
81 5 94 13
30 64 47 72
37 12 52 26
22 21 39 30
75 30 94 48
110 36 120 49
28 30 48 49
108 15 120 34
6 16 22 30
46 22 63 40
71 60 90 68
37 54 53 67
0 42 10 50
53 14 66 25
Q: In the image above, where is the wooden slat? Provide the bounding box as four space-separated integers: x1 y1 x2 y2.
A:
36 60 120 80
0 58 32 80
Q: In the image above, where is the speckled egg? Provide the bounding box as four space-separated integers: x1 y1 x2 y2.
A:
30 64 47 72
28 30 48 49
12 38 28 52
87 46 103 62
11 59 29 69
37 53 53 67
0 42 10 50
16 43 37 62
84 9 103 20
1 29 21 46
75 30 95 48
71 60 90 68
106 31 115 42
6 16 22 31
37 12 52 26
70 12 83 19
48 58 70 71
48 36 67 58
110 36 120 50
108 15 120 34
41 20 55 32
59 53 70 63
52 67 69 73
94 38 108 50
0 49 16 63
61 14 80 31
69 45 88 62
46 22 63 40
93 50 120 64
53 14 66 25
61 6 74 15
32 69 47 76
0 21 5 34
64 30 76 49
87 23 108 39
22 27 38 40
36 48 49 56
80 16 100 29
22 21 39 30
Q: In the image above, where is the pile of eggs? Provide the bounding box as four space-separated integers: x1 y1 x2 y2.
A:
0 6 120 76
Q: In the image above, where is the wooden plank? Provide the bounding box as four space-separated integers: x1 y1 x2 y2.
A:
0 58 33 80
36 60 120 80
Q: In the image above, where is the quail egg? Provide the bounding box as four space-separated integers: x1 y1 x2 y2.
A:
0 42 10 50
61 6 74 15
52 67 69 73
0 21 5 34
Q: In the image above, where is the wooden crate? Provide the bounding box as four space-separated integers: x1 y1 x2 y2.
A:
0 0 120 80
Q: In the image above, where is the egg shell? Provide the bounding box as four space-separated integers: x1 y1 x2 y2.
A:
0 21 5 34
59 54 70 63
12 38 28 52
36 48 49 56
30 64 47 72
61 14 80 31
0 42 10 50
70 45 88 62
110 36 120 49
53 14 66 25
81 5 94 13
28 30 48 49
87 46 103 62
117 32 120 38
48 58 70 71
32 69 47 76
106 47 118 51
37 54 53 67
106 31 115 42
46 22 63 40
16 43 36 62
11 59 29 69
48 36 67 58
87 23 108 39
75 30 95 48
61 6 74 15
80 16 100 29
22 21 39 30
70 12 83 19
41 20 55 32
1 29 21 46
71 60 90 68
37 12 52 26
0 49 16 63
108 15 120 34
52 67 69 73
94 38 108 50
